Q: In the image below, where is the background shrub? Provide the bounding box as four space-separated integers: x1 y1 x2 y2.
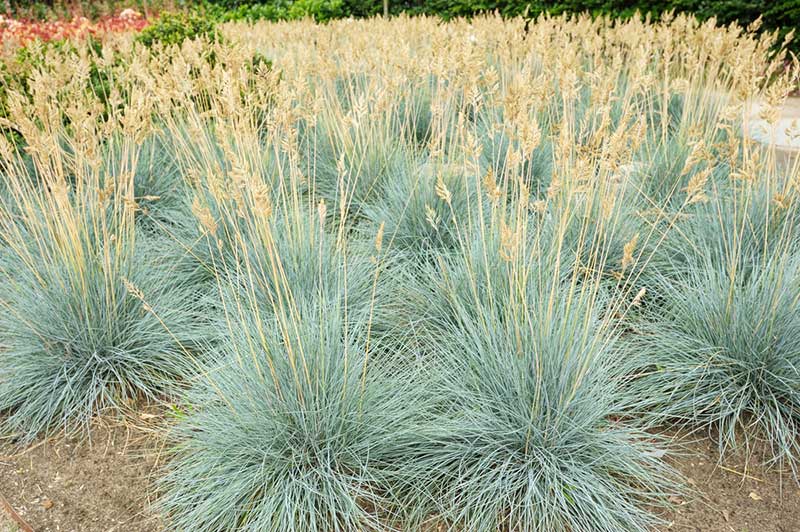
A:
136 10 219 47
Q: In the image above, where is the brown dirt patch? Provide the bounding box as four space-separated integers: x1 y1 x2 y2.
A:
661 434 800 532
0 420 162 532
1 421 799 531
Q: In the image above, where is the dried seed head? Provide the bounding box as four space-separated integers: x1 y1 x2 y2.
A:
122 278 153 313
252 184 272 218
499 219 517 262
191 197 218 236
435 175 452 205
681 140 710 176
483 168 502 203
631 287 646 307
621 233 639 272
375 221 385 254
425 203 439 230
773 193 791 210
684 167 712 204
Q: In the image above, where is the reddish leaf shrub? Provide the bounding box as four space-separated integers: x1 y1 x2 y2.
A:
0 9 148 44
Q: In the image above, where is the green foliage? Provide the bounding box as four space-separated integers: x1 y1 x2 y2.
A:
0 37 123 143
204 1 290 22
197 0 344 22
287 0 344 21
136 11 219 47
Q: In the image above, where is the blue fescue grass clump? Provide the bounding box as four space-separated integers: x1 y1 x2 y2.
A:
303 111 420 221
621 171 800 474
158 229 433 530
359 158 477 259
426 305 676 531
159 303 432 531
402 217 678 531
0 240 208 442
215 208 399 347
0 220 209 443
652 178 800 280
129 133 192 230
622 254 800 474
0 140 211 442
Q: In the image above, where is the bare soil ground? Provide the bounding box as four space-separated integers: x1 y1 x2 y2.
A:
0 509 19 532
0 420 162 532
0 514 19 532
662 434 800 532
1 423 799 532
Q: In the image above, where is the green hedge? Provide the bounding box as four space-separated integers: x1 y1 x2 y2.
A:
136 10 220 46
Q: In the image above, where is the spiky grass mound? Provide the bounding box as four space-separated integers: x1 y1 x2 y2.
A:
622 169 800 472
158 188 432 530
360 158 477 259
0 141 209 441
306 115 417 220
647 177 800 280
0 234 208 441
403 222 678 531
427 313 675 531
624 254 800 474
158 297 431 532
232 212 377 314
128 133 190 230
